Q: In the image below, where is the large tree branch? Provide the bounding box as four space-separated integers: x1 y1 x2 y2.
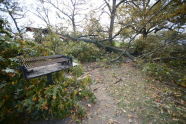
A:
58 33 135 59
148 0 161 12
126 1 140 11
110 33 139 62
45 0 72 20
116 0 126 8
4 3 23 39
103 0 112 12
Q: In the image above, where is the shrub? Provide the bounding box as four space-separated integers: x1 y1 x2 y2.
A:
16 74 94 121
0 23 95 123
142 63 173 81
42 32 62 54
142 62 185 87
132 31 182 58
132 35 162 56
134 31 186 87
21 40 54 57
70 65 84 77
0 20 24 123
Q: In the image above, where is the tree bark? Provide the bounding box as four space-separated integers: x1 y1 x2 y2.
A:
5 4 23 39
104 0 126 45
108 0 116 44
72 16 76 34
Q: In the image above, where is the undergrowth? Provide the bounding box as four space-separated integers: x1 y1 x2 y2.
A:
0 33 95 124
142 62 185 86
133 32 186 87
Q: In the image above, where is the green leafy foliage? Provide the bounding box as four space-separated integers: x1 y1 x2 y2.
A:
142 63 175 82
70 65 84 77
0 20 95 123
37 31 102 62
118 0 186 38
16 74 94 121
20 40 54 57
42 31 62 54
132 35 162 56
59 41 101 62
0 19 23 123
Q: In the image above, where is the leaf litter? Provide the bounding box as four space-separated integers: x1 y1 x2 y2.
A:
83 62 186 124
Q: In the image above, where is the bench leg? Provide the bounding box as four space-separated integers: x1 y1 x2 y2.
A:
47 73 53 85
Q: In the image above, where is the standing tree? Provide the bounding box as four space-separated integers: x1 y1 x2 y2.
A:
118 0 186 39
103 0 126 44
0 0 25 39
33 3 51 27
43 0 86 34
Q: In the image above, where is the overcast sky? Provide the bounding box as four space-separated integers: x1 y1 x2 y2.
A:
16 0 107 31
1 0 159 34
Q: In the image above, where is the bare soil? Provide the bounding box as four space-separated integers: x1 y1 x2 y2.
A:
82 62 142 124
82 62 185 124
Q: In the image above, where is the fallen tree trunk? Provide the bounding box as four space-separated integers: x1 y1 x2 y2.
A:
59 34 135 60
153 57 186 62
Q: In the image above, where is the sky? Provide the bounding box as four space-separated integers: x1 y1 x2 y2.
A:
1 0 160 35
17 0 108 31
0 0 106 31
17 0 156 29
0 0 115 38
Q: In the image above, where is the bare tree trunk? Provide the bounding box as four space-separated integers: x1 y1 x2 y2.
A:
109 0 116 45
104 0 126 45
10 12 23 39
5 4 23 39
72 15 76 34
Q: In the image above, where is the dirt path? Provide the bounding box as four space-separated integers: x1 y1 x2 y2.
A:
82 62 142 124
82 62 185 124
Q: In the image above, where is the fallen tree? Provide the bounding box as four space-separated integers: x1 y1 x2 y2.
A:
25 27 135 60
59 34 135 60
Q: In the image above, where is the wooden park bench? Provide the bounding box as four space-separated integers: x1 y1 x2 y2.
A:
20 55 73 84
